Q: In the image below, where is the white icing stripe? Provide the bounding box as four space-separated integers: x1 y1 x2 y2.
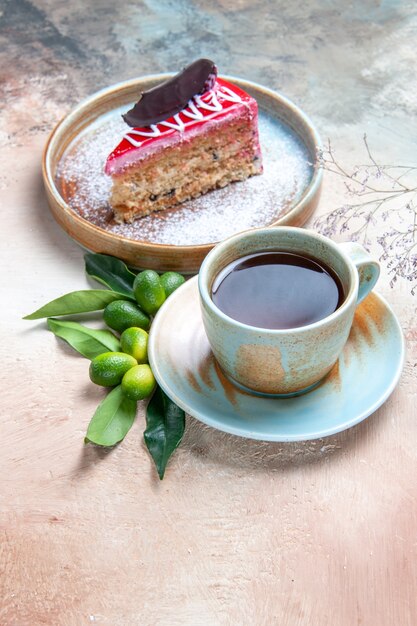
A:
159 113 185 131
218 84 243 103
194 91 222 112
123 83 243 148
124 136 143 147
182 99 204 120
131 124 160 137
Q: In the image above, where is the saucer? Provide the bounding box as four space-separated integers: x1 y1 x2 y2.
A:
148 277 404 441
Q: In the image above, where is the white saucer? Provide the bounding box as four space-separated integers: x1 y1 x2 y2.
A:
148 276 404 441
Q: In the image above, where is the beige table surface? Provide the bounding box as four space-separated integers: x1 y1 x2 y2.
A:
1 2 416 625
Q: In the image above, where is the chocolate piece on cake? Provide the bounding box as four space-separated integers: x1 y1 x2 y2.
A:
105 59 263 223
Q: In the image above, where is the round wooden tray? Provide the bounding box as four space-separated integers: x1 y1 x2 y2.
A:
43 75 323 273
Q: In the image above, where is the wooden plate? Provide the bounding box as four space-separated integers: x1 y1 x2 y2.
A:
43 75 322 273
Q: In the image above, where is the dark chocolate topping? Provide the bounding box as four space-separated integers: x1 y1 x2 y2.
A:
122 59 217 128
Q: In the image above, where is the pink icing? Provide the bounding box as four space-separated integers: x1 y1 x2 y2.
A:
105 78 260 176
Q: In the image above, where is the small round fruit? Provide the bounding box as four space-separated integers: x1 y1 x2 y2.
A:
120 327 149 363
160 271 185 297
89 352 137 387
121 364 156 401
133 270 166 316
103 300 150 333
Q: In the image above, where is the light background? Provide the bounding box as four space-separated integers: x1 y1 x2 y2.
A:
0 1 416 624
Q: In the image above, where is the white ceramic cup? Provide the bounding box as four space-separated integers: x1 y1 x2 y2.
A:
198 227 380 396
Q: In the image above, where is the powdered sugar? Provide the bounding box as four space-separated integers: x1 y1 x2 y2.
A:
57 107 313 246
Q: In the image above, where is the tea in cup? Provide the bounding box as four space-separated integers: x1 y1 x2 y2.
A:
198 227 379 396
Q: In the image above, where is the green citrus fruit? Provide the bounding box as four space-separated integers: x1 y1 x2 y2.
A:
133 270 166 316
89 352 137 387
120 327 149 363
160 271 185 297
103 300 150 333
121 364 156 401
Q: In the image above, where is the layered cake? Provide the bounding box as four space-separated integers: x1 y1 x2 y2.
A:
105 59 263 223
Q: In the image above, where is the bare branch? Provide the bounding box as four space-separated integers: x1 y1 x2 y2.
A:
315 137 417 292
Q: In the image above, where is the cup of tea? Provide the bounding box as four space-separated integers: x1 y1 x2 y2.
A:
198 226 380 396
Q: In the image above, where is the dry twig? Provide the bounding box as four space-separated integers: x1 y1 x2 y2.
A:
314 135 417 293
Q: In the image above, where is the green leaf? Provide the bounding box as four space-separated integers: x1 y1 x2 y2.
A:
144 386 185 480
23 290 129 320
85 385 137 446
85 253 136 299
47 318 120 359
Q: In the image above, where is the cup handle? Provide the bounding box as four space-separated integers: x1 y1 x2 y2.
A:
339 242 380 304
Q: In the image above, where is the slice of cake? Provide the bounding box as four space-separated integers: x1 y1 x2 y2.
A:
105 59 263 223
